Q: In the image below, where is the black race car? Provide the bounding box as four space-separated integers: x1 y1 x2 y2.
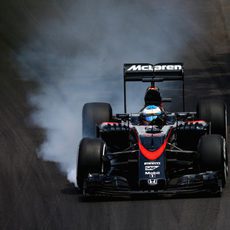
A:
77 63 228 197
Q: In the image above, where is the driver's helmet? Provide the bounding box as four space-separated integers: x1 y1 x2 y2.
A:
141 105 162 125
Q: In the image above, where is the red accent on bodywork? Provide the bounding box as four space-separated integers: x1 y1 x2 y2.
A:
148 87 158 90
138 128 172 160
101 122 119 125
187 120 206 124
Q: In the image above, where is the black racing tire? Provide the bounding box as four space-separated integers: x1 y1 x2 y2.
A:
77 138 106 189
198 134 227 187
197 99 227 139
82 102 112 138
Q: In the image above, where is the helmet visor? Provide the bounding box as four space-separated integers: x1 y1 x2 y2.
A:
145 115 157 122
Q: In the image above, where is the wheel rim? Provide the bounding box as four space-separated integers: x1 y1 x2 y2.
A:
222 139 228 186
101 143 106 173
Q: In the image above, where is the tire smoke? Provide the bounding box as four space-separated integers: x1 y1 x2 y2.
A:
17 0 198 184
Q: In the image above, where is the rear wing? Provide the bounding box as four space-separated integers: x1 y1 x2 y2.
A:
123 63 185 112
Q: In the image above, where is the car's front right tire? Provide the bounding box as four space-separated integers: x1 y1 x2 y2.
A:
77 138 106 189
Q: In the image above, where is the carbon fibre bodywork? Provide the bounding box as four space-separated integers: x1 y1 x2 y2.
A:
82 116 222 197
78 63 227 197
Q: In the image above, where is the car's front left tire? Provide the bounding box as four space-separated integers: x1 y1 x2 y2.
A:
198 134 228 187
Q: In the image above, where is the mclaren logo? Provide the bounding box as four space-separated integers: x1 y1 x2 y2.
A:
154 65 182 71
127 64 182 72
127 65 152 71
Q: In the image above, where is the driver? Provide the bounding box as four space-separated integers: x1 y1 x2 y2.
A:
140 105 164 125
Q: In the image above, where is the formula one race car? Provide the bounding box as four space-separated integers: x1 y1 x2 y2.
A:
77 63 228 197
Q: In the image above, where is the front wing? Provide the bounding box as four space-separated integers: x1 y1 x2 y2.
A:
82 171 222 198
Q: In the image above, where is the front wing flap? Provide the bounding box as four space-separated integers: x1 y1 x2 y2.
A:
83 171 222 197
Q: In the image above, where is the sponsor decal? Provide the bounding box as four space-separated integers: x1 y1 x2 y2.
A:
145 171 160 176
144 161 161 175
144 162 161 165
144 162 161 177
126 64 182 72
147 179 157 185
145 165 160 171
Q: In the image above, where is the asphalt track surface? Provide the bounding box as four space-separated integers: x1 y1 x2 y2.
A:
0 0 230 230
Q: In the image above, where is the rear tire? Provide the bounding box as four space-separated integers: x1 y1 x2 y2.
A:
82 102 112 138
197 99 227 139
198 134 227 187
77 138 106 189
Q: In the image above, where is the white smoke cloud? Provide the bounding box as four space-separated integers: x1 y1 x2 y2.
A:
17 0 198 185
